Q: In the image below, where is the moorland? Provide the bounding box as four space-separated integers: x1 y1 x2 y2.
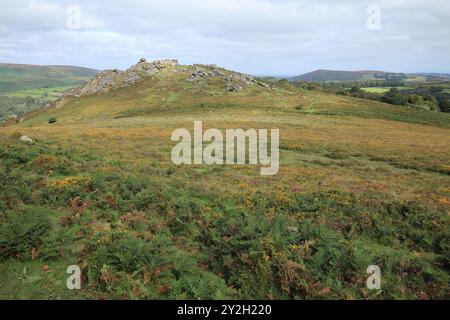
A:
0 59 449 300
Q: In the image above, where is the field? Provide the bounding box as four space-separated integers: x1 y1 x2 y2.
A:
360 87 412 94
0 87 74 123
0 66 449 300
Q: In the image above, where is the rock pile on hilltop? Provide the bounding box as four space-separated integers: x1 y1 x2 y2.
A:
122 59 179 87
57 58 268 103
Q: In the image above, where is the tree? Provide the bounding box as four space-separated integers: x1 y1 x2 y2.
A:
349 86 362 95
25 96 35 106
438 99 450 113
382 88 407 106
407 94 423 106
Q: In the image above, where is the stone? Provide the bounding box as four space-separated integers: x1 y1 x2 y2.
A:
257 81 270 89
122 73 142 86
19 135 33 144
225 83 244 92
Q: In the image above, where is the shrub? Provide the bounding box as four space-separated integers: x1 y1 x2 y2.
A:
167 251 234 299
28 154 73 175
0 207 52 260
382 88 408 106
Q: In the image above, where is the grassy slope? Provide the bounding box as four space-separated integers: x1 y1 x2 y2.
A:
0 66 449 300
0 64 98 92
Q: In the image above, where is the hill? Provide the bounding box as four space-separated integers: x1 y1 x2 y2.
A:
0 63 99 92
0 63 99 122
290 69 390 82
290 69 450 83
0 59 449 300
414 73 450 79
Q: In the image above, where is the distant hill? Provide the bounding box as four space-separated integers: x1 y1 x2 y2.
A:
413 73 450 80
0 63 99 92
290 69 394 82
290 69 450 83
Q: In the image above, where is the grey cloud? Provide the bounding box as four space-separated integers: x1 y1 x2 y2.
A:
0 0 449 75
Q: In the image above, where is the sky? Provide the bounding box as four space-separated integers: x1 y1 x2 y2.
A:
1 0 449 76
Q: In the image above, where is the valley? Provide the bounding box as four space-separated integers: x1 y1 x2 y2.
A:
0 64 98 122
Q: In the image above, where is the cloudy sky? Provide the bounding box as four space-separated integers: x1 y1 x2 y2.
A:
1 0 449 76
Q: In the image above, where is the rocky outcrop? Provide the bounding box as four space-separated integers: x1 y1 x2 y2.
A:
225 73 254 85
56 58 266 104
62 59 180 98
188 64 255 92
79 69 124 95
128 58 179 76
122 59 179 86
189 65 225 81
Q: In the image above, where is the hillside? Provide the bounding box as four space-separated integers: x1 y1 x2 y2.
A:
0 63 98 93
290 69 390 82
0 59 449 300
0 63 99 122
290 69 450 83
414 73 450 79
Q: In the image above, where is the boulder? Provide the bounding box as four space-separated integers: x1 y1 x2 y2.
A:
190 69 208 80
225 73 254 85
19 135 33 144
122 73 142 87
225 83 244 92
127 59 179 76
